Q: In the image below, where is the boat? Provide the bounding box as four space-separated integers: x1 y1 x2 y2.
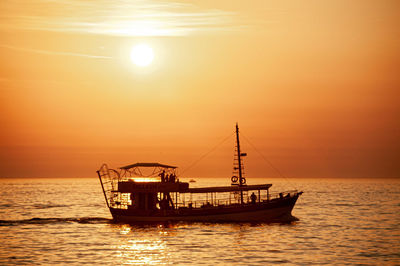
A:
189 179 196 183
97 124 303 223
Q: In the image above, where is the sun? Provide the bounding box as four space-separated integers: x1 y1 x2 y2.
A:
130 44 154 67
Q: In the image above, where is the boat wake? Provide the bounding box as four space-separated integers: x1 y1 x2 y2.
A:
0 216 300 227
32 203 69 209
0 217 112 226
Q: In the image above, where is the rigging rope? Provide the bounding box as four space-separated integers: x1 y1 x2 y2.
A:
241 133 296 190
179 132 235 177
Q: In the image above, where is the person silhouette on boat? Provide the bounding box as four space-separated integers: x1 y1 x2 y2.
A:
250 192 257 204
160 198 168 210
159 170 166 182
169 174 175 183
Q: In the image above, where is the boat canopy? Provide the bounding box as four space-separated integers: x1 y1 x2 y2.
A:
186 184 272 193
116 182 271 193
120 162 177 170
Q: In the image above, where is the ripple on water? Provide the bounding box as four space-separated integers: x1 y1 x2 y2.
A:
0 178 399 265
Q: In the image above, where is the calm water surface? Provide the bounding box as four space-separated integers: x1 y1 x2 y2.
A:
0 177 399 265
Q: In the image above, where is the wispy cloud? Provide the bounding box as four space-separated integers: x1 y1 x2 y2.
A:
0 0 240 36
0 44 112 59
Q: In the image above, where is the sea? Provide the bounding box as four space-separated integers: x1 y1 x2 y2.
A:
0 177 399 265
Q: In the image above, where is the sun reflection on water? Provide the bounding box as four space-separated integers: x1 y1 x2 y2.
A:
113 224 174 265
119 224 131 235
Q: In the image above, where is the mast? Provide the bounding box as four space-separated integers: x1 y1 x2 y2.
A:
235 123 244 204
236 123 243 186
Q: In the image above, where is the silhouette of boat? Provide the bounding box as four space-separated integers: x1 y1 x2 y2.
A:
97 124 302 223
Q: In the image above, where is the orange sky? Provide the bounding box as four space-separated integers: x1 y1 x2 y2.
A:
0 0 399 178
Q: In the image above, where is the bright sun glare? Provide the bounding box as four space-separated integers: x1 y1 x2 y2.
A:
130 44 154 67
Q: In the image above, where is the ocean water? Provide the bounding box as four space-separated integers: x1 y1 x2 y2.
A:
0 177 399 265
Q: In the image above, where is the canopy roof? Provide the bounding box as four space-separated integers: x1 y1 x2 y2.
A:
116 182 271 193
120 162 177 170
186 184 272 193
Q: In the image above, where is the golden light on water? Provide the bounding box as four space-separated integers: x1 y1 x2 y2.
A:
117 240 167 265
119 225 131 235
114 224 173 265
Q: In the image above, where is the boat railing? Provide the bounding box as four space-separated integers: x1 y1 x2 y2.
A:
175 190 300 209
176 198 241 209
267 190 299 201
97 164 121 208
